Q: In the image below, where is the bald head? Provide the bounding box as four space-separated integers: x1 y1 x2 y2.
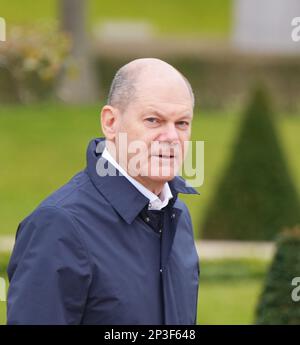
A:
107 58 194 112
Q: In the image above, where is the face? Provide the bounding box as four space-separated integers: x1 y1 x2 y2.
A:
102 73 194 191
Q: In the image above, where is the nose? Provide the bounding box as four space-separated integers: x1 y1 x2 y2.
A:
159 123 180 144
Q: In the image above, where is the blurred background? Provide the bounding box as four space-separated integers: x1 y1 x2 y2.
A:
1 0 300 324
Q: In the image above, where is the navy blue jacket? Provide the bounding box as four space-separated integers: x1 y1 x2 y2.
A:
7 138 200 325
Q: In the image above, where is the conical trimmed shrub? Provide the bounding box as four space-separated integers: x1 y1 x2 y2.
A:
202 87 300 240
256 226 300 324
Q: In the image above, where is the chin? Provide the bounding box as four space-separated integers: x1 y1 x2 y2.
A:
139 160 180 183
147 173 176 183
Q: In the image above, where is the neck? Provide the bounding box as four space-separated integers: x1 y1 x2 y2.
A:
131 175 164 196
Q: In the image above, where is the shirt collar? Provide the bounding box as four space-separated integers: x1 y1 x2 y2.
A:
86 137 199 224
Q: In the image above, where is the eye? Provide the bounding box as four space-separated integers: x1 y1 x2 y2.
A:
176 121 190 129
144 117 160 126
146 117 158 123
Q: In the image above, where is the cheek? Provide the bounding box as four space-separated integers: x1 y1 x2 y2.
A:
181 130 191 149
127 122 153 143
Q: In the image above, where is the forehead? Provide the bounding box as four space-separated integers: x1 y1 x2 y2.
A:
130 83 193 117
137 102 193 120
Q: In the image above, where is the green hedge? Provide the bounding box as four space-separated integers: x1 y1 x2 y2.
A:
96 54 300 111
201 87 300 240
2 52 300 111
255 227 300 324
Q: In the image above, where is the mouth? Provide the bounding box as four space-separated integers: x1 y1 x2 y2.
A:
156 154 175 159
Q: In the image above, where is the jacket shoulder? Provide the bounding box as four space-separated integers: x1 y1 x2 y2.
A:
37 170 90 209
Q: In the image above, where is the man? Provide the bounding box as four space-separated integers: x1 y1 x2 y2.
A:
7 58 200 325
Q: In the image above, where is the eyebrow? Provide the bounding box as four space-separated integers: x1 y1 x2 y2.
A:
143 109 193 120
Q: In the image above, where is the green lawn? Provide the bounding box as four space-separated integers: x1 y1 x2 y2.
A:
198 280 263 324
0 258 269 325
0 103 101 236
0 253 8 325
0 104 300 238
1 0 232 37
0 278 7 325
197 259 269 324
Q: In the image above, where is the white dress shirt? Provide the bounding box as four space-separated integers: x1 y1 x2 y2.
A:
102 147 173 210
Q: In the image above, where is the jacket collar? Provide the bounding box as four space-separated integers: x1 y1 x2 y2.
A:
86 137 199 224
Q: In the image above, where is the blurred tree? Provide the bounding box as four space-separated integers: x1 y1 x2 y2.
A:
57 0 99 103
255 226 300 324
201 86 300 240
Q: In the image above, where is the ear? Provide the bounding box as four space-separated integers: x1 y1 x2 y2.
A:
100 105 120 140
